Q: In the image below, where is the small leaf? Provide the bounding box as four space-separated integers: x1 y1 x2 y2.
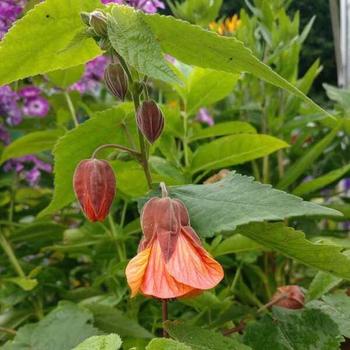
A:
306 272 342 302
72 334 122 350
243 307 343 350
6 277 38 291
1 129 65 164
189 121 256 142
0 0 102 86
158 172 341 237
165 321 251 350
107 6 179 84
146 338 191 350
191 134 288 174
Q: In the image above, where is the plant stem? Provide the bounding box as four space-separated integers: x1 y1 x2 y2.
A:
182 109 190 167
0 326 16 335
162 299 169 338
0 231 25 278
64 91 79 127
231 263 242 294
91 143 141 159
108 214 125 262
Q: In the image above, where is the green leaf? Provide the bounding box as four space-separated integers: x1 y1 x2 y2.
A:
237 222 350 280
277 126 340 190
165 321 251 350
73 334 122 350
136 9 332 117
86 304 153 339
146 338 191 350
0 0 102 86
184 67 239 114
160 172 340 237
107 6 179 84
306 272 342 302
0 129 65 164
2 302 98 350
212 234 263 257
243 307 343 350
5 277 38 291
39 106 132 217
308 291 350 338
293 164 350 196
47 65 85 88
191 134 288 174
189 121 256 142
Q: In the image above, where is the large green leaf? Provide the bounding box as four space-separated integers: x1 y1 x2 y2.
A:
189 121 256 142
184 67 239 115
0 0 102 86
0 129 65 164
165 321 251 350
158 172 340 237
277 126 340 190
146 338 191 350
243 307 343 350
107 6 179 84
73 334 122 350
191 134 288 174
293 164 350 196
86 304 153 339
39 106 133 217
2 302 98 350
237 222 350 280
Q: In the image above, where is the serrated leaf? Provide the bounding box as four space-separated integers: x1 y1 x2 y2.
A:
191 134 288 174
0 129 64 164
165 321 251 350
2 302 98 350
86 304 153 339
237 222 350 280
189 121 256 142
146 338 191 350
158 172 341 237
73 334 122 350
0 0 102 86
107 6 179 84
39 106 133 217
243 307 343 350
136 9 332 118
293 164 350 196
306 272 342 302
212 234 263 257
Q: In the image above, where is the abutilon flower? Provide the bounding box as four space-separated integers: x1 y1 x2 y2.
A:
270 285 304 310
73 159 116 222
125 189 224 299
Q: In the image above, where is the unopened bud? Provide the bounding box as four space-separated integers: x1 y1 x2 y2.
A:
104 63 128 100
136 100 164 144
73 159 116 222
270 285 304 309
89 11 107 37
80 12 91 26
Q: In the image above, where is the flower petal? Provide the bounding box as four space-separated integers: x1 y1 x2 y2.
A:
141 239 194 299
125 247 151 297
166 227 224 290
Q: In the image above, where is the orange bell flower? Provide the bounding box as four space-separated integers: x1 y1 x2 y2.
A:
125 186 224 299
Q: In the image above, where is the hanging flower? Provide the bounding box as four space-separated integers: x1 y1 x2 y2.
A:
125 185 224 299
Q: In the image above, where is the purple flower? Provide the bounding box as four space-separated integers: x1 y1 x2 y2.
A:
101 0 165 13
19 86 41 99
0 85 22 126
0 124 10 145
196 108 214 126
23 96 50 117
25 168 41 186
338 178 350 197
0 0 25 39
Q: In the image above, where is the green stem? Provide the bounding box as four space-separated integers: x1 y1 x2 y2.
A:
108 214 125 261
0 231 25 278
92 143 141 159
231 263 242 294
182 109 190 167
64 91 79 127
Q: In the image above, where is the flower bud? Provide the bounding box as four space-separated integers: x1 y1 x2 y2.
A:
104 63 128 100
80 12 91 26
73 159 116 222
89 11 107 37
270 285 304 309
136 100 164 144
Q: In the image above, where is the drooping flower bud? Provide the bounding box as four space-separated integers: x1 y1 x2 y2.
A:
89 11 107 37
73 159 116 222
104 63 128 101
136 100 164 144
270 285 304 309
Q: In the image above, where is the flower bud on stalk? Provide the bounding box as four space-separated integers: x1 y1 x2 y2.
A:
89 11 107 37
270 285 304 309
73 159 116 222
136 100 164 144
104 63 128 101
